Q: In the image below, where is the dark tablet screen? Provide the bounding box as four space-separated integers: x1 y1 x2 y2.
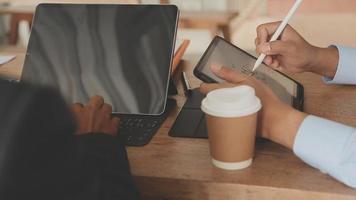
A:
21 4 178 115
194 36 303 109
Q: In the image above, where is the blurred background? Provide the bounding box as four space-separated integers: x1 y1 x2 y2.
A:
1 0 356 59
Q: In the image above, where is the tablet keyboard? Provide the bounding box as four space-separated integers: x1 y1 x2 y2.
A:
169 89 208 139
3 79 176 146
116 98 176 146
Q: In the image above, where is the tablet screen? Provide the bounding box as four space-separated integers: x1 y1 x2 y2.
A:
21 4 178 115
195 37 299 106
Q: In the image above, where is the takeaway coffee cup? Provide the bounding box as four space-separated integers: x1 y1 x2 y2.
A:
201 85 262 170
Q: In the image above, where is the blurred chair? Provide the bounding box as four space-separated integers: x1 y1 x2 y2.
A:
6 7 34 45
0 5 34 45
160 0 238 41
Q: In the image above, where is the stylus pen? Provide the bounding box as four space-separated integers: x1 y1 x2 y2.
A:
252 0 303 72
182 71 192 96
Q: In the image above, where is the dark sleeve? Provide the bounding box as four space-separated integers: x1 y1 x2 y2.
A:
0 81 140 200
74 134 141 200
0 82 78 199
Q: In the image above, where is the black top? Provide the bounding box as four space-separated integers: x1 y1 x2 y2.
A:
0 80 140 200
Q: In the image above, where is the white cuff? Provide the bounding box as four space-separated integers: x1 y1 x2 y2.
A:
323 45 356 85
293 115 356 188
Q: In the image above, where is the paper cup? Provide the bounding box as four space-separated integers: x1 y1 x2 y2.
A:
201 85 261 170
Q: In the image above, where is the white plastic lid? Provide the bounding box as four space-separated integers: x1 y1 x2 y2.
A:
201 85 262 118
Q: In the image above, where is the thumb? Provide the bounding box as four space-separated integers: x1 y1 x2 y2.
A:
200 82 236 95
258 40 289 56
211 65 248 83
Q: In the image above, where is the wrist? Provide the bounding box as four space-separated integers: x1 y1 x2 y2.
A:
266 104 307 150
310 46 339 78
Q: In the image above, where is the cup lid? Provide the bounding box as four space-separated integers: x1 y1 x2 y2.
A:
201 85 261 118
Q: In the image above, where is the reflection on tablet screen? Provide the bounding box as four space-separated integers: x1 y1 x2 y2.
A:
197 38 298 106
21 4 178 115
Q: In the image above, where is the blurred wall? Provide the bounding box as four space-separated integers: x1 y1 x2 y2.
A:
9 0 138 5
268 0 356 16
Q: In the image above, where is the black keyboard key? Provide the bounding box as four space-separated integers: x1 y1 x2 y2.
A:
115 98 176 146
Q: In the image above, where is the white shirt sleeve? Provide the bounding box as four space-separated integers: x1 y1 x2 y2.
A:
293 115 356 188
324 45 356 85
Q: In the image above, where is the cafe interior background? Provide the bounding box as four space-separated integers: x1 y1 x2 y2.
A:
1 0 356 60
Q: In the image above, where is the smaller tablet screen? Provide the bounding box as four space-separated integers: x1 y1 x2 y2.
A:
195 37 298 106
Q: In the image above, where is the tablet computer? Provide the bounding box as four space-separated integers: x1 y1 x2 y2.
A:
194 36 303 110
21 4 179 115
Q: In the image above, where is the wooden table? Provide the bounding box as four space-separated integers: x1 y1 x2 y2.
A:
1 49 356 199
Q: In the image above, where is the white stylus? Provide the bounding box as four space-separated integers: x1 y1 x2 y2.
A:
252 0 303 72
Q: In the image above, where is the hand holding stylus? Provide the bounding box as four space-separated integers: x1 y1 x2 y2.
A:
252 0 303 72
255 22 339 78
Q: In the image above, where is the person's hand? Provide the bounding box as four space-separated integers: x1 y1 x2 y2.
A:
200 65 307 149
256 22 338 78
71 96 120 136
